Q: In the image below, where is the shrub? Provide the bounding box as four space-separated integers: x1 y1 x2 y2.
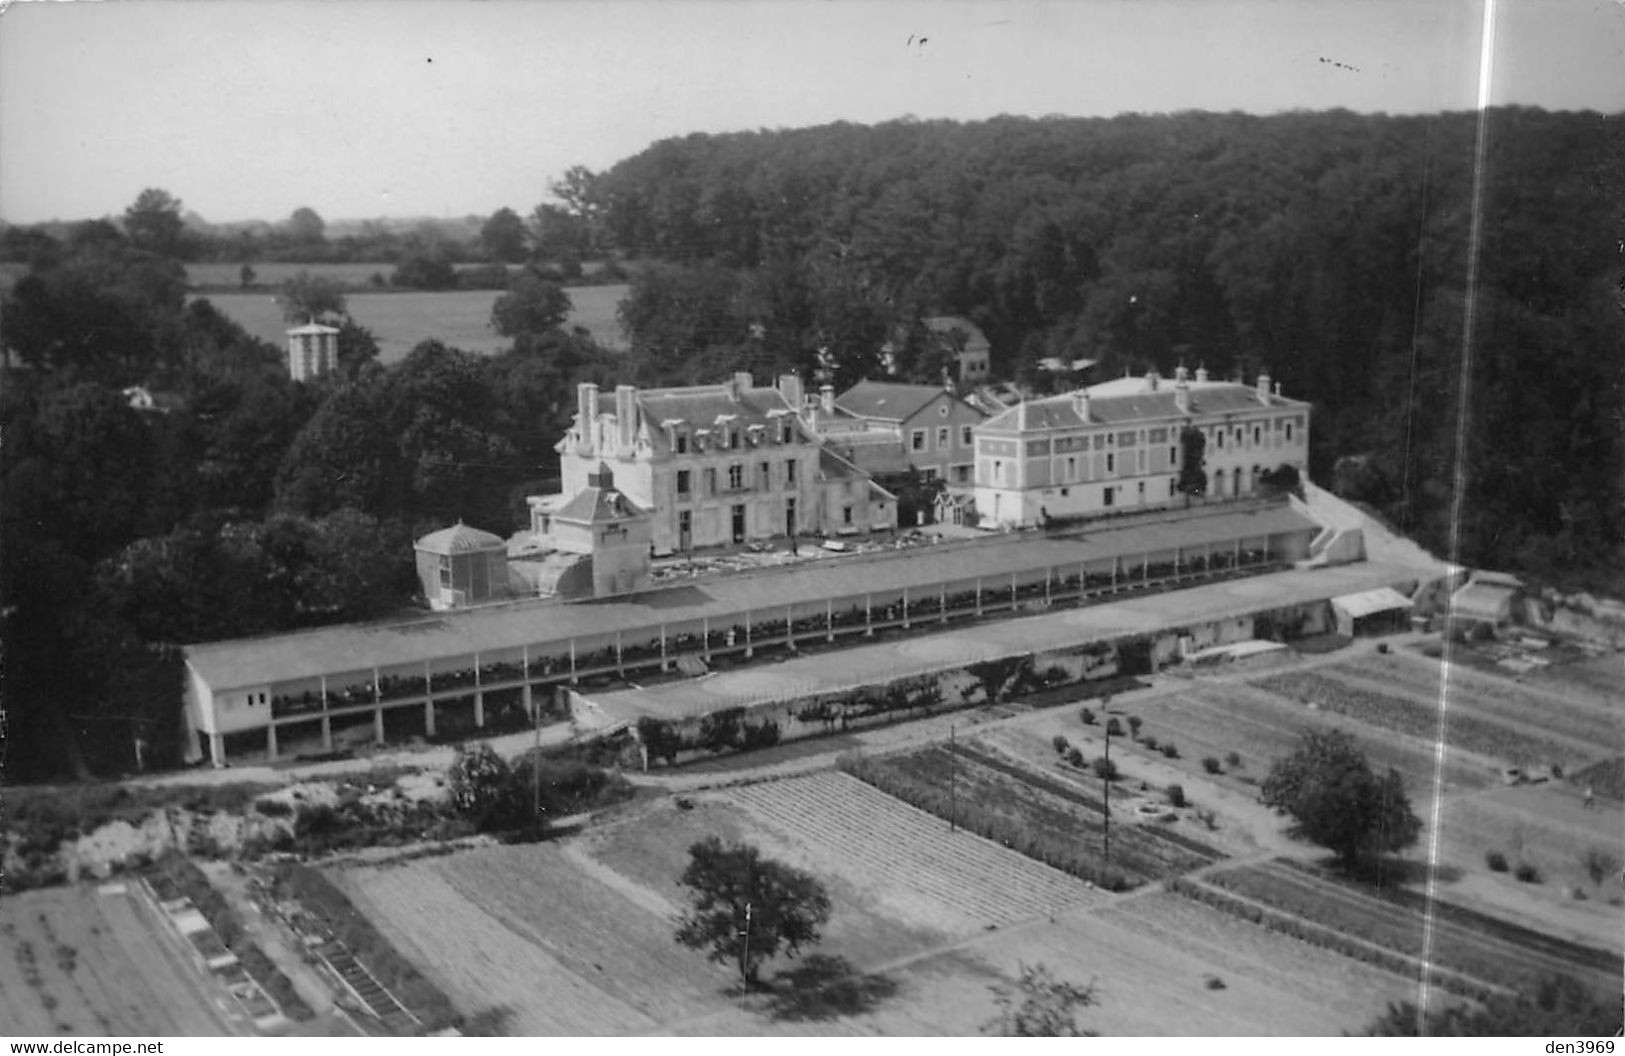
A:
1514 862 1541 884
1581 848 1619 886
1052 735 1070 755
1065 747 1084 768
1079 707 1097 726
254 799 293 818
740 719 781 751
1091 756 1119 782
698 707 746 753
1106 717 1125 737
1166 784 1186 808
1550 763 1564 780
1202 756 1223 775
1485 850 1509 872
1196 809 1218 830
1128 716 1143 739
1161 742 1179 759
1142 735 1159 752
1225 751 1242 769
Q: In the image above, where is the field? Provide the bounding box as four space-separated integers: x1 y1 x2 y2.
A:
197 282 628 361
0 883 234 1035
1179 857 1622 1000
1253 669 1597 770
840 744 1221 889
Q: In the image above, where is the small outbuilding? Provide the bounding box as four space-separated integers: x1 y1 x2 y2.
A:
286 321 340 381
415 522 510 610
1448 570 1527 637
1330 586 1414 637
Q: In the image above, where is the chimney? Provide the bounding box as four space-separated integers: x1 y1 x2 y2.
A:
1174 376 1191 414
731 371 753 400
1146 369 1160 392
614 384 637 452
577 382 599 453
777 373 804 412
820 384 834 414
1195 364 1209 384
1175 364 1189 384
1274 381 1283 397
1072 390 1091 422
1256 370 1272 400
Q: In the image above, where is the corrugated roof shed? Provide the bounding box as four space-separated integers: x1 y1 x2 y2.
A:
1331 586 1413 620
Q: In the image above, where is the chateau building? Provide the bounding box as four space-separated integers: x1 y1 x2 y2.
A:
828 380 988 486
973 367 1310 529
536 374 895 556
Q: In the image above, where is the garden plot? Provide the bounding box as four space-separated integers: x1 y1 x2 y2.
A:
334 845 732 1036
726 770 1103 926
0 884 233 1036
1253 670 1596 769
1325 654 1621 751
839 744 1220 889
1181 858 1622 1000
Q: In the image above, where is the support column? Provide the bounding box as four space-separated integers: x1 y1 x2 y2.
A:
210 732 226 768
321 713 332 751
902 587 910 630
374 705 385 744
702 617 711 660
975 577 983 616
425 699 436 737
522 682 534 726
865 593 874 636
826 599 834 643
569 638 578 684
474 691 485 728
745 610 754 658
266 722 278 761
941 582 948 625
786 604 796 649
661 624 669 672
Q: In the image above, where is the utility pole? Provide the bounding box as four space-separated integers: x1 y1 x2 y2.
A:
949 723 957 833
740 900 753 988
531 687 543 831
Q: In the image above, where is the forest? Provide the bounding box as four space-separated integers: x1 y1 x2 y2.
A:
1 106 1619 782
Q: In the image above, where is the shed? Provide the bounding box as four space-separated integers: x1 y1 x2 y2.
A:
1449 571 1526 635
1331 586 1413 637
415 522 510 610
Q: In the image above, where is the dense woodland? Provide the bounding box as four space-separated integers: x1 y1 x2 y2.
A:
1 107 1620 781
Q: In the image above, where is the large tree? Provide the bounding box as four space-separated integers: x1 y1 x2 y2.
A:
279 270 347 324
984 962 1098 1037
490 272 571 338
674 837 832 989
123 188 188 259
1261 728 1422 867
480 207 529 263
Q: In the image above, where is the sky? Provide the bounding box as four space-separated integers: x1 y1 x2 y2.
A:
1 0 1621 225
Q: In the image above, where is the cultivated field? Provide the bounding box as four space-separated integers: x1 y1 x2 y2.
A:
0 883 234 1035
1178 857 1622 1000
198 282 628 361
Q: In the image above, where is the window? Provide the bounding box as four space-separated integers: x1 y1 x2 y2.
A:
1103 486 1114 507
729 430 740 450
1169 445 1177 467
438 563 452 588
1253 425 1262 446
1060 487 1070 497
954 464 972 483
911 429 927 452
1216 430 1225 450
704 467 717 495
787 459 798 485
675 433 688 454
937 426 950 449
1168 479 1177 497
1106 453 1115 473
993 459 1004 484
843 505 853 524
1137 449 1146 472
920 466 940 481
1138 480 1146 500
961 425 974 446
1285 422 1294 442
781 420 793 444
1066 456 1076 480
759 461 771 489
676 469 692 496
728 463 744 490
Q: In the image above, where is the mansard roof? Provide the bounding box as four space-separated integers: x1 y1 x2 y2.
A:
980 382 1306 434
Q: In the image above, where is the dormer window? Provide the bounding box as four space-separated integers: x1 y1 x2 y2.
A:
675 432 688 455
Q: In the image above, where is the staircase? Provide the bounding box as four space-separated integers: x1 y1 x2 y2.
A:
309 938 420 1035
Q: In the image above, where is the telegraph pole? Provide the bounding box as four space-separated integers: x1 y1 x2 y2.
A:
740 901 753 988
949 723 957 833
1102 719 1112 874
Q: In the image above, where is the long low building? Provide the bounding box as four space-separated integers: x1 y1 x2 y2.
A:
183 500 1321 765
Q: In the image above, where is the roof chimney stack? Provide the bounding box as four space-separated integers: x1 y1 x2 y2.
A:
1073 390 1091 422
1195 364 1209 384
820 384 835 414
577 382 599 454
614 384 637 453
1256 370 1272 401
1175 375 1191 414
777 373 804 412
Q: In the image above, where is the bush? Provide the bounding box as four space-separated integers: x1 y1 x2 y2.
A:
1225 751 1242 769
1161 742 1179 759
1127 716 1143 739
1514 862 1541 884
1091 756 1119 782
1141 735 1159 751
1582 848 1619 886
1202 756 1223 775
1485 850 1509 872
1052 735 1070 755
740 720 782 751
1066 747 1084 768
1079 707 1097 726
254 799 293 817
1166 784 1186 808
1106 718 1125 737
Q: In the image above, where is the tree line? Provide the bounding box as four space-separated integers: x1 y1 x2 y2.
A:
585 108 1624 589
0 203 616 781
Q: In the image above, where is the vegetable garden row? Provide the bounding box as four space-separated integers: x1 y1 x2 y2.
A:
1174 858 1622 1000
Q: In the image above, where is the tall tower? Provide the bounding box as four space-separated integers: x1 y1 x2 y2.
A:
286 321 340 381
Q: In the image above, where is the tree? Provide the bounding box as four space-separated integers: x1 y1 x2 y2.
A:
480 207 529 263
123 188 188 259
1366 974 1621 1036
279 270 347 324
983 962 1098 1036
392 248 457 290
285 206 326 248
490 272 571 338
445 742 524 830
1261 729 1422 867
1177 424 1208 497
674 837 832 989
